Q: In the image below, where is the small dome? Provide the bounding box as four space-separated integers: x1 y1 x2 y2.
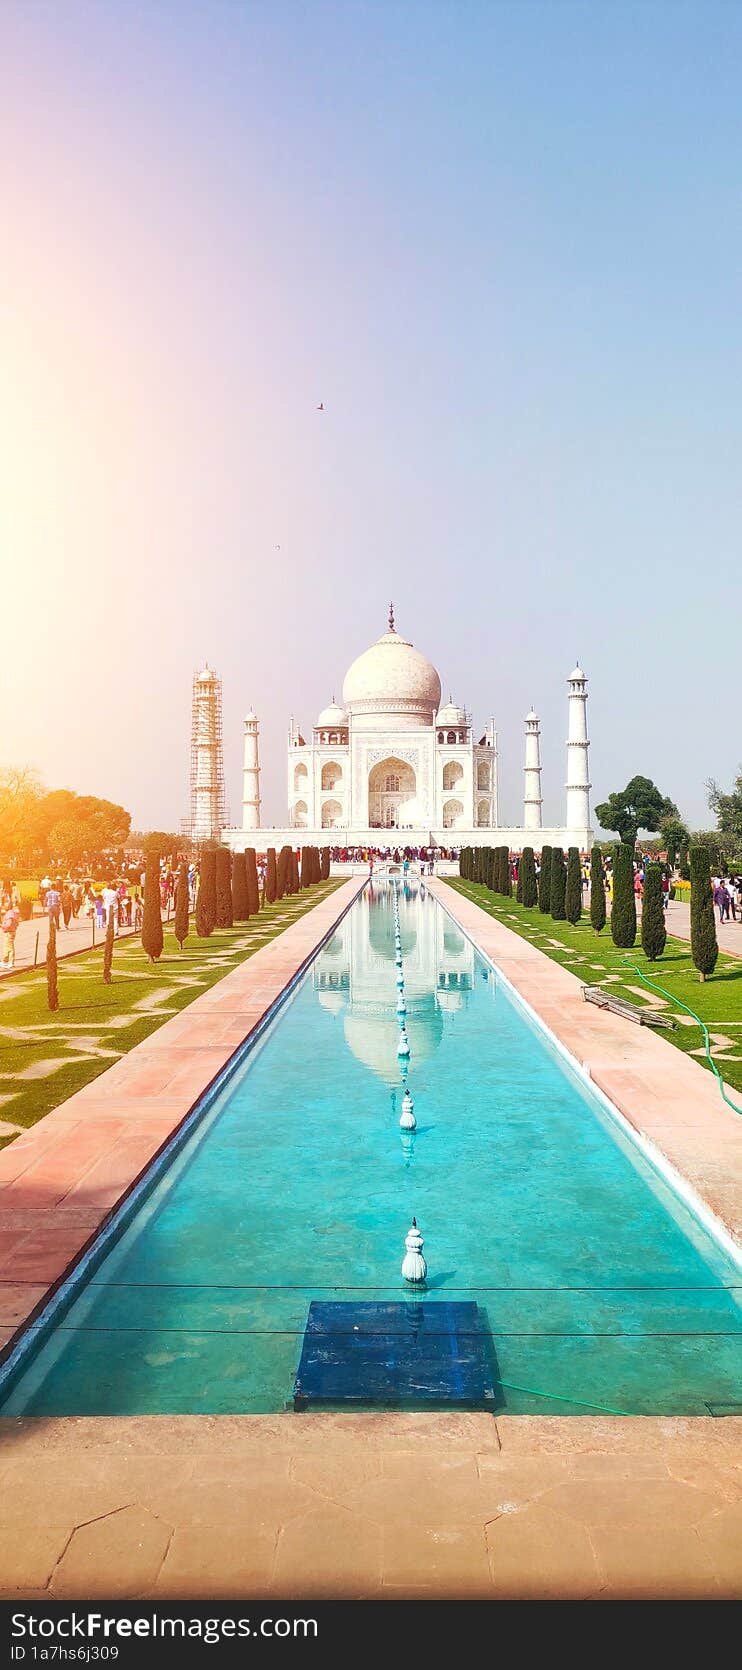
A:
525 708 539 723
316 698 348 728
568 664 586 681
342 615 441 718
244 708 258 723
436 698 466 726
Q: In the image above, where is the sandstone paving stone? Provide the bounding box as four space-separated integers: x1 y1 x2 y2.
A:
0 1526 73 1595
381 1522 492 1598
588 1522 723 1599
272 1503 382 1598
288 1451 382 1501
485 1503 600 1599
155 1524 277 1598
540 1475 722 1527
50 1505 173 1599
695 1504 742 1593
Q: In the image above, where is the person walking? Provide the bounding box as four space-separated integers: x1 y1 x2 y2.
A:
1 903 20 967
714 880 730 924
45 882 61 931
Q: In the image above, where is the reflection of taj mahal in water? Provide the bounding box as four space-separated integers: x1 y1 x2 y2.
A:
313 875 480 1086
222 607 593 853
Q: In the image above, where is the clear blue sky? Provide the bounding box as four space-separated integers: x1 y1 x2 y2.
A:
1 0 739 832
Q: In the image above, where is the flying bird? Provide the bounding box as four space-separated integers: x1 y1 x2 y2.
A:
316 402 325 411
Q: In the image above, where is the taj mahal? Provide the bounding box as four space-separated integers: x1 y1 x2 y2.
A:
221 607 593 852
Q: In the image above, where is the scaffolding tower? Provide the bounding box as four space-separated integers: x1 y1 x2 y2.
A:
186 665 228 844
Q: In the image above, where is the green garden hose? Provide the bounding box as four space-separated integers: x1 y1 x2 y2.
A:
622 959 742 1118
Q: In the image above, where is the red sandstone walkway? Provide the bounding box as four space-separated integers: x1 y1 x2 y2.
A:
430 880 742 1248
0 877 363 1364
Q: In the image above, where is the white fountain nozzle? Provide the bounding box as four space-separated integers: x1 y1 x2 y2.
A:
401 1217 427 1283
399 1088 416 1130
397 1027 411 1057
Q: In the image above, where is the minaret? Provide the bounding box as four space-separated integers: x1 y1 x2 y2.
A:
242 709 261 830
523 710 543 830
565 665 591 833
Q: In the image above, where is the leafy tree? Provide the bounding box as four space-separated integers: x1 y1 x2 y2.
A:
0 767 43 864
610 844 637 948
520 846 538 908
265 848 278 904
196 850 217 936
245 849 260 916
590 845 606 932
641 863 666 961
46 917 59 1011
690 846 718 981
707 770 742 849
565 847 582 923
660 815 690 870
595 776 678 850
215 848 233 927
550 849 566 919
538 846 552 913
141 853 164 961
174 859 190 947
103 906 115 983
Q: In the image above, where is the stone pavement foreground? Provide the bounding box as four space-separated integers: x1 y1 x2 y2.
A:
0 1412 739 1599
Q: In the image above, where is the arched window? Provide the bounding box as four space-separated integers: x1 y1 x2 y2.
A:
321 761 342 792
443 760 464 792
443 797 464 829
446 731 456 745
321 799 343 828
292 799 308 829
477 762 490 791
294 762 308 793
477 799 490 827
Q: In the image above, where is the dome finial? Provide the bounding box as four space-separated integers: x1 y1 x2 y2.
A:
388 600 395 632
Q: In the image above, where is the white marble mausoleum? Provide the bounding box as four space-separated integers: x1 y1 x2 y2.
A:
221 607 593 852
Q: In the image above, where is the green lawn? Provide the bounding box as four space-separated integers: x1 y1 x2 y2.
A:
0 882 341 1139
447 878 742 1098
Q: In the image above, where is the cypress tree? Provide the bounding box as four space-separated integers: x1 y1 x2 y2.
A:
245 848 260 916
502 849 512 897
46 916 59 1011
196 849 217 937
641 862 666 961
538 846 552 913
689 845 718 981
550 848 566 920
516 857 524 903
321 846 331 881
276 846 289 900
565 847 582 924
142 853 164 961
215 848 233 927
291 849 300 893
313 846 322 883
679 845 690 881
102 905 115 983
232 852 248 923
590 844 606 933
300 846 309 888
174 859 190 947
610 843 637 948
265 848 278 904
521 846 538 907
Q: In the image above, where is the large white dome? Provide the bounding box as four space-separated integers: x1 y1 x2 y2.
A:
342 612 441 724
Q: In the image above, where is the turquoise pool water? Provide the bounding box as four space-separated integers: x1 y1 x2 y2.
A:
2 879 740 1416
